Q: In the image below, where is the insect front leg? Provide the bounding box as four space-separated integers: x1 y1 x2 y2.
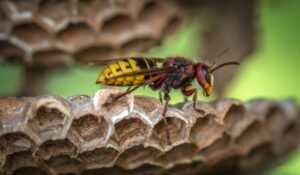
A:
181 85 205 114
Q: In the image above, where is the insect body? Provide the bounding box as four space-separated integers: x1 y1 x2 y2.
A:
97 57 157 86
95 56 239 118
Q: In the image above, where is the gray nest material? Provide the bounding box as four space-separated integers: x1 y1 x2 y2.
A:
0 89 299 175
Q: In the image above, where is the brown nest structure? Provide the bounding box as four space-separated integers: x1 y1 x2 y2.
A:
0 89 299 175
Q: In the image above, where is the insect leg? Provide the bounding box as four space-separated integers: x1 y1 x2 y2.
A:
181 85 205 114
162 93 170 123
126 86 132 92
159 92 163 103
162 92 171 145
108 74 167 104
192 91 205 114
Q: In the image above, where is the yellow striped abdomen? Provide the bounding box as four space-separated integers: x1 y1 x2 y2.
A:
96 57 156 86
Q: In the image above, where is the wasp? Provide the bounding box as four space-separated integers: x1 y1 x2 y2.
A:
94 51 239 120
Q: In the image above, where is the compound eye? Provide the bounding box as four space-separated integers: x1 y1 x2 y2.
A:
202 66 212 86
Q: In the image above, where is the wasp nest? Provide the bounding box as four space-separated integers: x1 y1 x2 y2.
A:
0 0 182 66
0 89 299 175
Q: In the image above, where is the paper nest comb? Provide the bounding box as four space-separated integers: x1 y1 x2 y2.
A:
0 0 181 66
0 89 299 175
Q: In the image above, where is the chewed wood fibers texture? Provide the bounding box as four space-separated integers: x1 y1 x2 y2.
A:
0 0 182 66
0 89 299 175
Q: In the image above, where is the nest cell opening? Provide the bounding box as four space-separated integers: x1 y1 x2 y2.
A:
235 121 271 156
9 0 39 16
0 9 11 35
38 0 73 25
45 155 84 174
12 166 47 175
32 49 73 66
0 41 25 62
3 151 36 173
116 145 161 169
123 164 163 175
134 96 162 114
69 114 109 143
0 97 28 120
264 107 286 135
101 14 133 35
121 37 157 54
138 1 163 24
197 134 232 163
155 143 199 167
28 106 68 140
55 22 96 52
78 0 110 20
162 16 181 39
75 45 114 63
78 147 119 169
114 116 148 147
81 166 124 175
223 105 249 138
0 132 33 155
189 115 223 150
35 139 76 160
12 22 49 46
151 117 188 149
239 143 274 169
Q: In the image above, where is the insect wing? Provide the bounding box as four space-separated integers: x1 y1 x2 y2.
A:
89 57 165 65
96 67 175 84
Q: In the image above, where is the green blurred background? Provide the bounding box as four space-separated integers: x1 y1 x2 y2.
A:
0 0 299 174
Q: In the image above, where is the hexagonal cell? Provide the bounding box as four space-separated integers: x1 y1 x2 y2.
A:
161 16 181 39
3 151 36 173
165 161 203 175
238 143 274 170
223 105 253 139
12 167 48 175
11 22 49 47
113 114 149 150
121 37 157 54
38 0 74 30
8 0 39 19
274 121 300 155
34 139 76 160
134 96 162 114
197 134 233 165
148 109 189 151
44 155 84 174
55 22 97 52
78 146 119 169
123 164 163 175
68 114 109 151
0 40 25 62
0 8 12 36
93 89 134 124
264 107 287 137
32 49 73 66
78 0 110 21
138 1 164 25
28 95 72 143
75 45 115 63
154 143 199 168
234 122 272 156
116 145 161 169
81 166 125 175
0 97 30 134
189 115 224 150
101 14 133 35
0 132 34 155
